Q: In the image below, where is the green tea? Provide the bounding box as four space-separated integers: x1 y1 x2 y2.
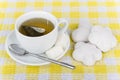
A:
19 18 54 37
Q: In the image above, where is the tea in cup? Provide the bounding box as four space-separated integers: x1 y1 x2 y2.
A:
15 11 68 54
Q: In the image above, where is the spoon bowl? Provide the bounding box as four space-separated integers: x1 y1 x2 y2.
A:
9 44 27 56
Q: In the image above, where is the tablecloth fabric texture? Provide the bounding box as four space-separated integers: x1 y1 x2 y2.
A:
0 0 120 80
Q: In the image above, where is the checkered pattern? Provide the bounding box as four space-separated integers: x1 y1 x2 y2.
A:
0 0 120 80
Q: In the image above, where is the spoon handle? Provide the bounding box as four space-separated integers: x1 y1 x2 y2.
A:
29 53 75 69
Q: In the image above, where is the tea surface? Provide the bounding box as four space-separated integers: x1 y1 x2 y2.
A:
19 18 54 37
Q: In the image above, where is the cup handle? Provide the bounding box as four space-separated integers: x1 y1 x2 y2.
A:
57 18 68 33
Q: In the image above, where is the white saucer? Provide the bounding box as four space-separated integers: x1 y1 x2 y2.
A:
5 31 70 66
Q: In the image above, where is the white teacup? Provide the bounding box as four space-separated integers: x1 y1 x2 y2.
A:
15 11 68 54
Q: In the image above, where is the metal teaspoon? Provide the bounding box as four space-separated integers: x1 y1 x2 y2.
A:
8 44 75 69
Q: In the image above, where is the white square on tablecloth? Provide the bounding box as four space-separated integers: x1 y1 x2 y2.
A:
43 7 52 12
79 6 88 12
98 18 109 24
107 73 120 80
104 58 117 65
3 18 14 24
84 73 96 80
62 6 70 12
62 73 72 80
38 73 49 80
0 44 5 50
6 8 16 13
0 58 5 65
14 74 26 80
24 7 34 12
98 6 107 12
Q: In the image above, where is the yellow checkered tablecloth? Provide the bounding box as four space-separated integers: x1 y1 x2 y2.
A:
0 0 120 80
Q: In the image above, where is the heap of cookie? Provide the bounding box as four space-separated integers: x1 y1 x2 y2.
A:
72 25 117 66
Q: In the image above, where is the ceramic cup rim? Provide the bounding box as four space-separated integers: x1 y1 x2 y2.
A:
15 11 58 39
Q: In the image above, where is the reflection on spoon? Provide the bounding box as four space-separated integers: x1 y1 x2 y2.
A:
8 44 75 69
